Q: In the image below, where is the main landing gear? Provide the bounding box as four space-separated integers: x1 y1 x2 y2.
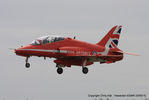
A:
55 66 89 74
57 67 63 74
82 59 89 74
55 61 89 74
25 57 30 68
82 67 88 74
56 64 64 74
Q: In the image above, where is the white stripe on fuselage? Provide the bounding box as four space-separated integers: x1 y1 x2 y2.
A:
19 49 67 53
19 48 110 56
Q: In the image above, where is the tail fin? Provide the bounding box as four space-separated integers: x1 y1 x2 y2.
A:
97 25 122 48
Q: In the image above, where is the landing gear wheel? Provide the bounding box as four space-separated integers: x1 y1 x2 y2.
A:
57 67 63 74
25 63 30 68
82 67 88 74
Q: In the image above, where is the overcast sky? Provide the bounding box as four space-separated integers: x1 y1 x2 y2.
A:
0 0 149 100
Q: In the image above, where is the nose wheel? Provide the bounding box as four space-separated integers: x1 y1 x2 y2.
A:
25 57 30 68
25 63 30 68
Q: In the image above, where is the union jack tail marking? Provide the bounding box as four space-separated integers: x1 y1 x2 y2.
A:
97 25 122 48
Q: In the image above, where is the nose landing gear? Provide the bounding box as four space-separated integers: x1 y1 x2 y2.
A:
25 63 30 68
25 57 30 68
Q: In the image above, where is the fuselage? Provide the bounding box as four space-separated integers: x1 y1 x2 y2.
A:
14 25 125 74
15 37 123 67
15 37 105 57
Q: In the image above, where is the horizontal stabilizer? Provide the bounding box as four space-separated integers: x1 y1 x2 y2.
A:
116 50 140 56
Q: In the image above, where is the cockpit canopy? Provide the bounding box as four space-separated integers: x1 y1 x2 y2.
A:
31 35 66 45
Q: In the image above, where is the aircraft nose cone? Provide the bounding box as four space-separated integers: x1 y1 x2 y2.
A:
15 48 20 53
14 49 17 53
14 45 32 56
15 48 23 55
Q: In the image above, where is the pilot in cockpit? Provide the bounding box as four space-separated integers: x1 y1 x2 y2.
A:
31 35 65 45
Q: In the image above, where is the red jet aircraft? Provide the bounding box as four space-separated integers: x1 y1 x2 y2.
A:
15 25 137 74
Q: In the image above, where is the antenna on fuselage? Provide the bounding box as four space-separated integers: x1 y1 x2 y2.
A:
73 36 76 39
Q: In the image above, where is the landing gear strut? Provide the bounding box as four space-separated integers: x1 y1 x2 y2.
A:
25 57 30 68
82 59 89 74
